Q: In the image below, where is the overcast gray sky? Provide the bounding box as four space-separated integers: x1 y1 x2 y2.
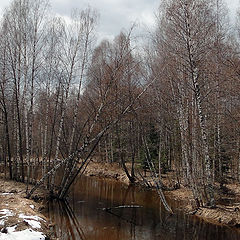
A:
0 0 239 41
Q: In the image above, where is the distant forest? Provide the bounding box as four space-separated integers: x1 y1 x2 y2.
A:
0 0 240 208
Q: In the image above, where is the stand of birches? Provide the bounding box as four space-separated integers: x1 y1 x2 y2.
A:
0 0 240 212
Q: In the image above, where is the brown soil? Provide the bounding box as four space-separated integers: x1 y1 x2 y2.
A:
84 161 240 228
166 183 240 227
84 161 130 184
0 178 54 239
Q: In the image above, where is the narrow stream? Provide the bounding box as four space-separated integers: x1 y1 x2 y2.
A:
45 176 240 240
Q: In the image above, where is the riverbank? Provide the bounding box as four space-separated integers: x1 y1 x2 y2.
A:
84 161 240 228
0 178 53 240
166 183 240 227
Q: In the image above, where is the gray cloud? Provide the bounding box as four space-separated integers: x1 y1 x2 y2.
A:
0 0 12 14
50 0 159 41
0 0 239 41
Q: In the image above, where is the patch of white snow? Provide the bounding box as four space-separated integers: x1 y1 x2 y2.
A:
24 219 41 229
19 214 44 229
0 193 13 196
0 225 45 240
0 209 14 217
30 205 35 209
18 214 43 222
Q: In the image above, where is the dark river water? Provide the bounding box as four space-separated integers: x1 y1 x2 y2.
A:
45 176 240 240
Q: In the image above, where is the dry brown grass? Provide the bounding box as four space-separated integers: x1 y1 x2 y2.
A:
0 178 52 237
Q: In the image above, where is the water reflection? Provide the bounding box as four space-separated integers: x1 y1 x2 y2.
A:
45 176 240 240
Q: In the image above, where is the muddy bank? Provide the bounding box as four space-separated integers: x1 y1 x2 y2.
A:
166 184 240 227
84 161 240 228
84 161 130 184
0 178 54 239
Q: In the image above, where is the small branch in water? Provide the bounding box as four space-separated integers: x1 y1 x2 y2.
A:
101 205 143 226
101 205 143 211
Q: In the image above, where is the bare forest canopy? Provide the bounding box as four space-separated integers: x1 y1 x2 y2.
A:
0 0 240 211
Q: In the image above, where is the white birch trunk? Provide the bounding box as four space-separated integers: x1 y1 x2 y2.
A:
192 69 215 207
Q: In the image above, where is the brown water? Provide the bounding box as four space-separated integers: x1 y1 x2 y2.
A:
45 176 240 240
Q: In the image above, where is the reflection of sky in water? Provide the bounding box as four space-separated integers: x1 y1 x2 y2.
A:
45 176 240 240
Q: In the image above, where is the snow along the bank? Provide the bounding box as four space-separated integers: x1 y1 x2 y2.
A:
0 225 45 240
0 209 46 240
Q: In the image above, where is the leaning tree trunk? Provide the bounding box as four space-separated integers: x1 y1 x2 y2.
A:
28 77 155 199
142 135 173 213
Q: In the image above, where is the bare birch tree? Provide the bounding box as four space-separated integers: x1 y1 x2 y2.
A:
153 0 223 207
